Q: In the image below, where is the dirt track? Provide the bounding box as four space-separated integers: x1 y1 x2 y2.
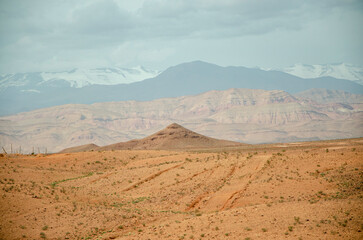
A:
0 139 362 239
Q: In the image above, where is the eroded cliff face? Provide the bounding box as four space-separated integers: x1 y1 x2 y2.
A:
1 88 362 153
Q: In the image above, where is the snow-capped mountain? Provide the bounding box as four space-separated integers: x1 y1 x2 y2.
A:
280 63 363 85
0 66 160 91
1 61 362 117
40 66 160 88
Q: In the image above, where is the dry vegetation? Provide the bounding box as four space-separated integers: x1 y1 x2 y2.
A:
0 138 362 239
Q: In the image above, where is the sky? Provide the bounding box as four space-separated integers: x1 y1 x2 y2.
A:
0 0 362 73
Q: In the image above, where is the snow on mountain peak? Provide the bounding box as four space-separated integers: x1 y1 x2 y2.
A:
40 66 160 88
280 63 363 85
0 66 160 90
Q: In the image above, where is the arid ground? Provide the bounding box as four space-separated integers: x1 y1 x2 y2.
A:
0 138 362 239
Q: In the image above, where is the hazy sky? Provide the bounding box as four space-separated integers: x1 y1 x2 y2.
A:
0 0 362 73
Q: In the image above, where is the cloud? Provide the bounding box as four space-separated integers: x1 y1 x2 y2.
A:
0 0 362 73
69 0 133 35
2 0 348 43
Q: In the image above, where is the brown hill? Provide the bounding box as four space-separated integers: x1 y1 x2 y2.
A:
97 123 244 151
59 143 99 153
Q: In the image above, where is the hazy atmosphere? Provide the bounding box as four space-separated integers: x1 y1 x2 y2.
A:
1 1 363 239
0 0 363 73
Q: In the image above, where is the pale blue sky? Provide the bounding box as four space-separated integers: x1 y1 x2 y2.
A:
0 0 362 73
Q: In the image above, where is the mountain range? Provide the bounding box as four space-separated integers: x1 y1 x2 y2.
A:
0 66 159 89
279 63 363 85
1 61 362 116
1 88 361 153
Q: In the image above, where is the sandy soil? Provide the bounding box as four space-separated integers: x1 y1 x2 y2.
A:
0 138 362 239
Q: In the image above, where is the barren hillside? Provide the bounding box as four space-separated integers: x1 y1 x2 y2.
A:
98 123 244 151
1 88 362 153
59 143 99 153
0 138 362 239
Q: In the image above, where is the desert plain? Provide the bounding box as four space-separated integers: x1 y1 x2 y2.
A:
0 138 362 239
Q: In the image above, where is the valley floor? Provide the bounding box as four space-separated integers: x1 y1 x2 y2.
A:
0 138 362 239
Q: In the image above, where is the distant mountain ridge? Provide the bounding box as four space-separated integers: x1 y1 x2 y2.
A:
295 88 363 104
279 63 363 85
1 88 361 153
0 66 159 90
0 61 362 116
